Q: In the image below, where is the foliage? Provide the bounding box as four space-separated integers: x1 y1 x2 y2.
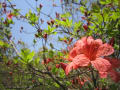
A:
0 0 120 90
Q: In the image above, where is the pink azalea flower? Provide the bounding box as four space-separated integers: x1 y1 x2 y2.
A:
65 36 114 78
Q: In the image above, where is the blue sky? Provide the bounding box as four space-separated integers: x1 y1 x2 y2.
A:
10 0 64 51
5 0 83 52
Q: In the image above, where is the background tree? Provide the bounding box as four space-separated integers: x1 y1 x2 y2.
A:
0 0 120 90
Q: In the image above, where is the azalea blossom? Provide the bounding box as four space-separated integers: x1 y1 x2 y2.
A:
65 36 114 78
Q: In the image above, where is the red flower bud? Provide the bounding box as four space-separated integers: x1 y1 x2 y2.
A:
46 58 52 63
60 63 67 71
6 61 12 66
21 26 23 30
47 21 51 25
32 80 35 83
50 19 55 25
81 17 86 20
83 24 88 31
42 58 52 64
71 79 76 84
84 11 87 17
14 63 19 67
40 4 43 9
60 0 63 3
35 34 39 38
55 24 58 28
56 12 60 18
109 37 115 46
61 17 66 22
63 40 67 43
9 72 13 75
69 38 73 44
2 3 6 8
53 3 56 7
7 13 14 20
56 64 60 68
43 34 47 39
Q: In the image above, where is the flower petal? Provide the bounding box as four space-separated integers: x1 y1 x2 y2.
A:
74 36 88 48
95 39 103 45
73 54 90 67
99 72 108 78
65 62 77 75
87 36 94 45
91 58 111 72
74 39 85 47
96 44 114 57
68 47 78 61
82 38 102 60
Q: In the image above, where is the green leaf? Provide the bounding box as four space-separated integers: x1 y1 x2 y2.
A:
0 41 10 47
66 19 72 28
13 9 20 16
57 51 63 57
74 21 81 32
61 12 71 18
20 49 35 63
46 26 56 34
59 69 65 78
0 3 2 9
100 0 107 4
34 57 40 65
38 78 43 82
100 0 111 5
37 8 40 12
52 31 57 35
65 81 71 86
7 19 14 24
0 40 4 46
91 3 100 13
80 0 87 6
52 67 58 74
27 51 35 63
114 44 119 50
54 83 60 88
25 9 39 25
50 43 54 49
80 6 86 13
48 50 54 58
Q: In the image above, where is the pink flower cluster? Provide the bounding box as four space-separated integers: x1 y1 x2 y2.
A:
64 36 120 82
